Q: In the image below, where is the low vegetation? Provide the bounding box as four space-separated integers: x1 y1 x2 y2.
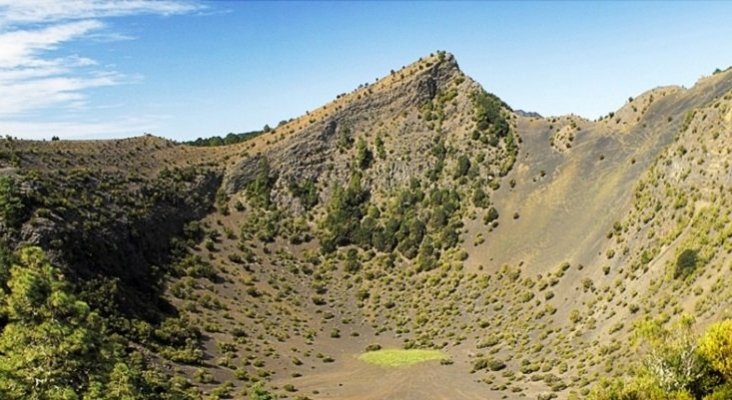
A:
0 247 199 399
2 52 732 399
357 348 448 367
185 129 265 147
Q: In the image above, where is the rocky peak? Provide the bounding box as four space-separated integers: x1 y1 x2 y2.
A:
223 51 475 198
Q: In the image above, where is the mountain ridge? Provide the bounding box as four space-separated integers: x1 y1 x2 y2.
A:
1 51 732 399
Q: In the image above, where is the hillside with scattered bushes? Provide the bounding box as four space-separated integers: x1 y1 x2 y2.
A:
2 52 732 399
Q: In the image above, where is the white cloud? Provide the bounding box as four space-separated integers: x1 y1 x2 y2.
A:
0 1 201 137
0 20 103 68
0 74 122 116
0 115 164 140
0 0 199 25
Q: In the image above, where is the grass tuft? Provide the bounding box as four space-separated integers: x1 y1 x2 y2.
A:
357 348 448 367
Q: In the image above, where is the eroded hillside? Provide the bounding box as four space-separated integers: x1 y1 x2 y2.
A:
1 52 732 400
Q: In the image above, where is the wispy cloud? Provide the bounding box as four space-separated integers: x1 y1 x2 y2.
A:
0 20 102 68
0 115 166 140
0 0 200 137
0 0 199 25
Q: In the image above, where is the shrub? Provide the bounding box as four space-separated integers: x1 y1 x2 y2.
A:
472 187 489 208
675 249 698 279
337 126 353 149
185 130 264 147
365 344 382 352
471 90 510 138
375 135 386 159
246 157 277 209
454 155 471 179
355 137 373 169
699 320 732 380
183 220 204 241
289 180 319 210
249 382 278 400
477 335 500 348
589 318 732 399
587 377 669 400
483 207 499 225
179 255 217 280
319 172 369 252
639 317 721 396
0 176 29 229
569 309 581 324
344 248 360 274
472 357 506 372
0 247 198 399
704 384 732 400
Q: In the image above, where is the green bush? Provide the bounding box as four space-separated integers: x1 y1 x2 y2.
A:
337 126 353 149
290 179 319 210
454 155 471 178
472 357 506 372
249 382 278 400
699 320 732 380
319 172 370 252
484 207 499 225
355 137 373 169
704 384 732 400
472 187 489 208
471 90 510 138
587 377 669 400
0 247 197 399
375 135 386 159
178 254 217 280
589 317 732 399
675 249 698 279
185 129 263 147
365 344 382 352
0 176 29 229
344 248 361 273
246 157 277 209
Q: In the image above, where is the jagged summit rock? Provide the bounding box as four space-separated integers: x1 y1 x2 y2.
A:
223 51 498 204
514 109 542 118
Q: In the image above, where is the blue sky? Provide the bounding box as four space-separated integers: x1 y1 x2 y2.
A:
1 1 731 141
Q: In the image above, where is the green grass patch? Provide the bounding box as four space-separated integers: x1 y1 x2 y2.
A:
357 348 448 367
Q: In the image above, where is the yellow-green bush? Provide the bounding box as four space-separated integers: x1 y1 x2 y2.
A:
589 317 732 399
699 320 732 380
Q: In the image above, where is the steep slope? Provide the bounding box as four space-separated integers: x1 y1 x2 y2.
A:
163 52 524 398
478 75 731 273
162 55 732 399
2 53 732 400
0 136 223 315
